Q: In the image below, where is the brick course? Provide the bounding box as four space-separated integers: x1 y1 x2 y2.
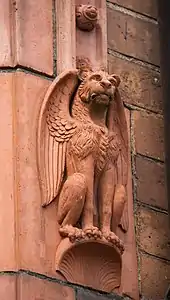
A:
135 155 166 210
139 253 170 300
136 205 170 260
107 4 160 65
108 0 158 18
133 110 164 161
108 54 162 113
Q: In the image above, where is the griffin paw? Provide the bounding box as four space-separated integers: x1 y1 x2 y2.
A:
59 225 84 242
83 226 102 239
102 230 124 253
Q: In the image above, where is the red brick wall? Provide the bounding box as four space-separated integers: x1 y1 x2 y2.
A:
108 1 170 299
0 1 169 300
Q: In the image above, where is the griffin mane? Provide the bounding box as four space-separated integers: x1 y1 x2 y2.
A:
71 83 91 121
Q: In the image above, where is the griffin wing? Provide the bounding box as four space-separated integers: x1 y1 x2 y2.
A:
37 70 79 206
107 89 129 232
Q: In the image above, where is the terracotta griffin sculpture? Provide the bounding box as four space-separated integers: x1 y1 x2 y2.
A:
37 60 128 251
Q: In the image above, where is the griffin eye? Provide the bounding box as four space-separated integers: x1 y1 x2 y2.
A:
108 77 117 86
90 74 102 82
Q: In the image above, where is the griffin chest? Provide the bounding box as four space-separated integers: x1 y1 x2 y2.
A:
67 122 120 173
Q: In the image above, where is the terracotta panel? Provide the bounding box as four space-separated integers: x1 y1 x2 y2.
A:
108 0 158 19
15 0 53 74
0 275 16 300
0 74 16 270
0 1 13 66
19 274 75 300
15 72 60 276
108 54 162 114
140 252 170 299
136 156 167 210
136 206 170 260
107 6 160 66
133 110 164 161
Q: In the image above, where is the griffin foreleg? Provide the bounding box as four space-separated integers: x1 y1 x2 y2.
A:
98 165 115 234
57 173 86 227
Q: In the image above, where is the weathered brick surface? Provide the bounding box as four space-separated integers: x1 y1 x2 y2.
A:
14 72 59 277
77 288 123 300
107 5 160 65
108 54 162 113
0 74 16 271
108 0 158 18
135 155 167 210
16 0 53 74
0 275 16 300
0 1 13 66
136 205 170 260
18 274 75 300
140 252 170 300
0 1 54 73
133 110 164 161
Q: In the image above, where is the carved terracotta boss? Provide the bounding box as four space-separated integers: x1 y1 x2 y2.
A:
76 4 98 31
37 61 128 253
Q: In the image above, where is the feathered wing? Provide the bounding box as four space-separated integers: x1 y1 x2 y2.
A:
37 70 79 207
107 88 129 232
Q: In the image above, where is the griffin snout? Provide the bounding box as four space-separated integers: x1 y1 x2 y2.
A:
100 79 112 89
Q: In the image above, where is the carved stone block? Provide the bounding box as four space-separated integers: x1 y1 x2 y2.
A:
37 58 129 293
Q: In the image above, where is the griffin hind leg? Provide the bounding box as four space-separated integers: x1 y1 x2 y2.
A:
112 184 126 232
57 173 87 241
98 166 124 252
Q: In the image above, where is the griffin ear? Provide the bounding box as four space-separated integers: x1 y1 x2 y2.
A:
77 69 90 81
111 74 121 87
76 57 93 81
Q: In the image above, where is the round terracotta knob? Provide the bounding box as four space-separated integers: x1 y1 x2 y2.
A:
76 5 98 32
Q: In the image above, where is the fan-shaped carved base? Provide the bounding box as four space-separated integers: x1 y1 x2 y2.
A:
55 237 122 292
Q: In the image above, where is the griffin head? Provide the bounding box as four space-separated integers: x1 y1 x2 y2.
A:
77 69 121 106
